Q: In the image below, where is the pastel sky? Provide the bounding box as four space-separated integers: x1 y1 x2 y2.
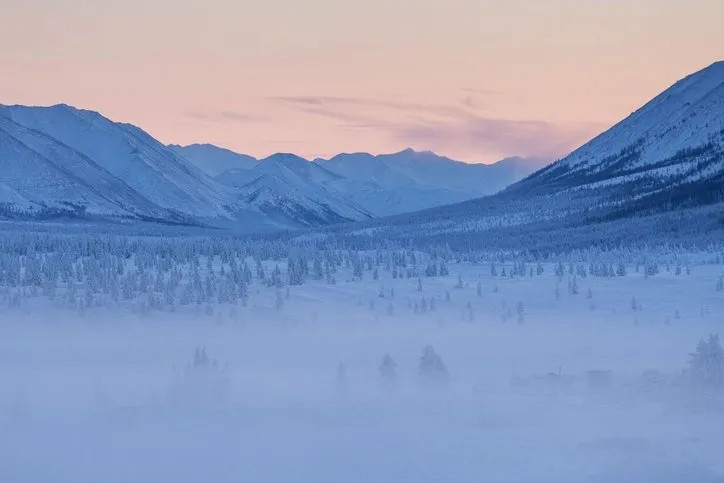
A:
1 0 723 163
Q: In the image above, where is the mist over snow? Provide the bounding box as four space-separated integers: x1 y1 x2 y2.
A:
0 225 724 482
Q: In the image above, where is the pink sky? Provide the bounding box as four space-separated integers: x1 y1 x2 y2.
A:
1 0 723 163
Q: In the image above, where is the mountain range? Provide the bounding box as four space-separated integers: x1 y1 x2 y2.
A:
0 105 547 229
1 61 721 242
337 61 724 251
169 144 548 217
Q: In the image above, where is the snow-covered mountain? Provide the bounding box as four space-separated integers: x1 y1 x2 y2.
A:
201 148 548 217
0 104 232 221
0 105 370 229
337 61 724 250
170 142 548 218
0 112 183 221
217 153 372 227
0 103 550 230
169 143 258 176
317 149 548 215
515 60 724 204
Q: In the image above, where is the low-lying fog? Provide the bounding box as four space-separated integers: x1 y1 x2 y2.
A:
1 263 724 482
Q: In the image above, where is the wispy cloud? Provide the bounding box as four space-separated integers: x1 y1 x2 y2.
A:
271 96 478 121
270 95 603 160
395 118 604 161
186 110 266 123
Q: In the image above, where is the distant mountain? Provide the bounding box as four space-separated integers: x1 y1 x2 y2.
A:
180 144 548 219
257 153 344 185
217 153 372 227
316 149 549 215
0 105 370 229
330 61 724 251
0 103 551 231
169 143 258 176
204 148 548 218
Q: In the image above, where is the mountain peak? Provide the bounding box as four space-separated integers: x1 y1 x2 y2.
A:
261 153 309 164
395 147 434 156
50 103 76 110
664 61 724 103
0 103 111 127
169 143 258 176
390 147 443 159
179 143 218 149
699 60 724 73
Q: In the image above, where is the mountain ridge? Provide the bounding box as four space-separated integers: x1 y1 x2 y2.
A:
0 104 544 229
171 144 548 217
12 57 717 237
326 61 724 251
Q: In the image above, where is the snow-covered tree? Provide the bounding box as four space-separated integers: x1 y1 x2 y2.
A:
516 301 524 325
379 353 397 393
689 334 724 389
418 345 449 388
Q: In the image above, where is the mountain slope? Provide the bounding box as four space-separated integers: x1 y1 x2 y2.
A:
8 103 538 230
214 148 545 223
0 105 368 228
218 153 372 227
169 143 259 176
326 61 724 251
0 103 551 230
317 149 549 215
0 104 233 219
257 153 345 186
518 62 724 198
0 115 172 220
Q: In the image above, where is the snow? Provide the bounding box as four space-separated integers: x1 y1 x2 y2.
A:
551 62 724 179
318 150 549 216
0 104 234 219
0 117 134 216
353 62 724 247
1 61 723 483
170 143 259 176
2 255 724 483
0 104 547 229
220 156 373 224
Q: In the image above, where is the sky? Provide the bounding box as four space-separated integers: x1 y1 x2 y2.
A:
1 0 723 163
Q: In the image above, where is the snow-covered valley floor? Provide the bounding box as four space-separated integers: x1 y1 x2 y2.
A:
2 262 724 482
